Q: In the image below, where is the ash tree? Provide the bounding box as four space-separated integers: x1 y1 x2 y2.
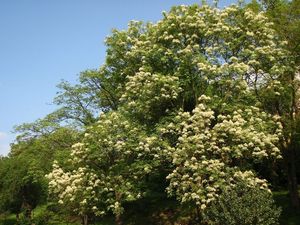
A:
47 3 291 224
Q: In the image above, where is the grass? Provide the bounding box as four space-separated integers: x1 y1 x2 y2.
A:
0 213 17 225
0 204 81 225
273 190 300 225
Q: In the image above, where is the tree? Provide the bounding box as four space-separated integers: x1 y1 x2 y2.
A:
0 124 80 222
47 3 288 224
46 111 166 225
0 155 46 220
54 79 97 127
53 69 120 128
247 0 300 209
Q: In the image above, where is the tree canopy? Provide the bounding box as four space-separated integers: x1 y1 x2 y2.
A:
46 3 291 224
1 1 300 225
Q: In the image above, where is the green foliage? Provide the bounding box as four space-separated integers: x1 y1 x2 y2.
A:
54 76 97 127
255 0 300 209
0 156 46 215
2 1 300 224
31 204 81 225
46 111 169 219
260 0 300 64
0 125 80 218
203 181 281 225
46 4 289 223
273 190 300 225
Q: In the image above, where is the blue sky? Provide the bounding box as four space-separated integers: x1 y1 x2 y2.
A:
0 0 236 155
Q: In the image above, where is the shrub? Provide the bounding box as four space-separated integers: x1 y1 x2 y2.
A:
203 182 281 225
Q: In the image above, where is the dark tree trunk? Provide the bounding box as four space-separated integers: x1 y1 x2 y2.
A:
281 129 300 209
115 214 122 225
196 207 201 224
284 142 300 211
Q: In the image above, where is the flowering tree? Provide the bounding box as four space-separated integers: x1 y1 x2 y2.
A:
102 4 289 118
47 111 166 224
164 96 282 211
47 3 289 224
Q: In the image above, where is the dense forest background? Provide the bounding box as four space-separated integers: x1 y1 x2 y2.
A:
1 0 300 224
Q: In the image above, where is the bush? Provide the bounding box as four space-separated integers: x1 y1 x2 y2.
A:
203 182 281 225
16 216 32 225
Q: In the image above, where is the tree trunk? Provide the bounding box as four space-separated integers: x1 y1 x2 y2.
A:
284 142 300 211
278 132 300 211
115 191 123 225
82 214 88 225
115 214 122 225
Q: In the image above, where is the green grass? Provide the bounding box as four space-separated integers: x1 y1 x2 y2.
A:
0 213 17 225
273 190 300 225
0 204 81 225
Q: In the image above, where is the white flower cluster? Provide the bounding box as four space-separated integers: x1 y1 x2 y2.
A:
70 142 87 163
46 162 105 216
166 96 282 208
233 171 269 191
120 69 182 120
166 159 226 210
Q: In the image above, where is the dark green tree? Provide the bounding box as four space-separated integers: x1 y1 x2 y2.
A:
247 0 300 209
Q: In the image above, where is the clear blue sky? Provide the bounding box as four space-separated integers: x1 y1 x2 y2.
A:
0 0 236 155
